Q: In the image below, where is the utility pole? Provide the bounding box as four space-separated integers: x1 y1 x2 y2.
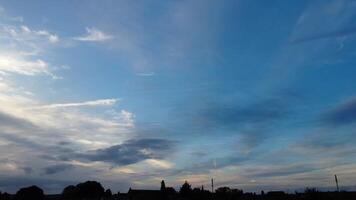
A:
335 174 340 192
211 178 214 193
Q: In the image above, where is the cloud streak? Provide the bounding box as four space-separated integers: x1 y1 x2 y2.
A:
34 98 119 109
74 27 113 42
291 26 356 44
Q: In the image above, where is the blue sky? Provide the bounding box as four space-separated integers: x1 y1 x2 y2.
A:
0 0 356 193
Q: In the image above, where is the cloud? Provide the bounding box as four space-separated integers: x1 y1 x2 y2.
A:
136 72 155 77
190 97 294 151
77 138 175 165
176 155 249 175
245 163 319 178
145 159 173 169
0 54 53 77
43 164 74 175
34 98 119 109
198 98 290 128
0 111 36 130
0 18 61 79
20 25 59 43
1 24 59 44
290 0 356 45
74 27 113 42
21 167 33 174
0 86 136 188
323 96 356 126
291 26 356 44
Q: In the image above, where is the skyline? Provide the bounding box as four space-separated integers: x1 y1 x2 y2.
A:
0 0 356 193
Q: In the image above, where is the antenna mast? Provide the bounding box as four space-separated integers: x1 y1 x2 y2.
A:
335 174 340 192
211 178 214 193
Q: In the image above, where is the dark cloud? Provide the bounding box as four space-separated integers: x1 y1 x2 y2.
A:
43 164 74 175
291 26 356 44
77 138 175 165
323 97 356 126
21 167 33 175
198 98 290 128
191 97 295 150
0 111 36 130
0 111 75 154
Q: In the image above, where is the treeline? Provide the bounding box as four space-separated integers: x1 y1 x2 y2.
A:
0 180 355 200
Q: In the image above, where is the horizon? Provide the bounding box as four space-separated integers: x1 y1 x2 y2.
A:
1 0 356 194
0 179 354 195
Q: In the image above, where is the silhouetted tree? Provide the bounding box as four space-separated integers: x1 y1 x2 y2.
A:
76 181 104 200
105 189 112 197
62 185 79 199
2 192 11 200
161 180 166 191
15 185 44 200
216 187 231 200
180 181 192 197
304 188 320 200
165 187 177 195
216 187 231 194
231 188 243 195
215 187 243 200
193 187 202 193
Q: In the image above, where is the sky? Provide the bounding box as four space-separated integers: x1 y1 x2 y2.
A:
0 0 356 194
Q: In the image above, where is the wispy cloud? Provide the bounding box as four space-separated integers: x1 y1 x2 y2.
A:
291 26 356 44
0 54 52 77
34 98 119 109
291 0 356 45
74 27 113 42
0 14 62 79
19 25 59 43
136 72 155 77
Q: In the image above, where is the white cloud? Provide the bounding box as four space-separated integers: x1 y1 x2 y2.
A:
112 167 136 174
19 25 59 43
145 159 173 169
0 89 135 167
34 98 119 109
0 13 62 79
0 54 51 76
136 72 155 76
36 30 59 43
74 27 113 42
0 82 11 92
5 25 59 44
